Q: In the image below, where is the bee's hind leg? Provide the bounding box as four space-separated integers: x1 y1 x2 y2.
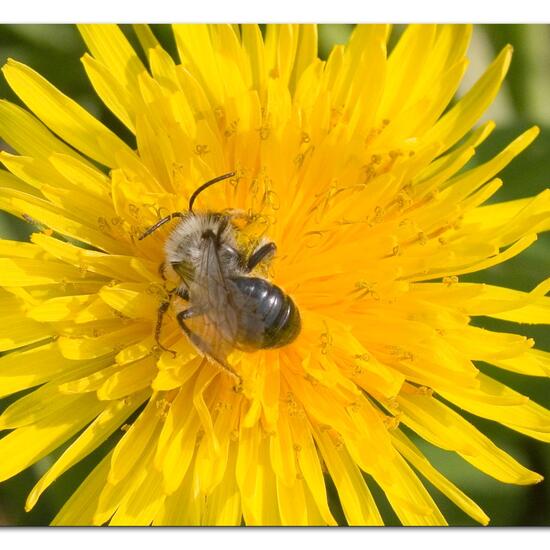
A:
176 308 243 391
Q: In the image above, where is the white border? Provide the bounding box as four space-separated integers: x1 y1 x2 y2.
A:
1 0 550 23
0 527 548 549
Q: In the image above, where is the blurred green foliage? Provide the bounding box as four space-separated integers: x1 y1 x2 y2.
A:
0 24 549 527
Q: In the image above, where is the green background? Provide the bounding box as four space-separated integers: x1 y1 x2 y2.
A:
0 24 549 526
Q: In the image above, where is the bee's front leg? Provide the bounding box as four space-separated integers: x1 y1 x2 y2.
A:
247 242 276 272
154 299 177 357
153 287 188 357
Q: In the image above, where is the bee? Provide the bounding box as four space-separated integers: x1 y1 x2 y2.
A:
139 172 301 386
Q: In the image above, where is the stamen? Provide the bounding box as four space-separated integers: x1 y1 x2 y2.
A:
97 216 111 234
319 322 333 355
383 414 401 431
443 275 459 286
194 144 209 156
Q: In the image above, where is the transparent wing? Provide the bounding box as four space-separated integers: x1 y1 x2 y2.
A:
181 233 246 374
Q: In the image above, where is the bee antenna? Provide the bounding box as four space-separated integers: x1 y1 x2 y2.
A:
188 172 236 212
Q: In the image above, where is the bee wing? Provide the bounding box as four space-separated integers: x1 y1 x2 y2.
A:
183 233 242 370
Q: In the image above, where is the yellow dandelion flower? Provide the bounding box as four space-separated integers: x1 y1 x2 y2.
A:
0 24 549 527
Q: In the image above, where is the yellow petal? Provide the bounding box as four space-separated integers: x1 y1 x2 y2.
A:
94 439 159 525
276 477 308 526
439 374 550 439
173 24 223 106
290 25 317 94
0 99 88 162
132 24 160 56
51 450 114 526
0 187 129 254
57 363 121 394
148 46 181 93
491 349 550 377
108 462 165 526
237 425 281 525
313 428 383 526
379 25 438 119
2 59 135 167
57 323 149 360
392 430 489 525
28 294 114 323
0 311 53 351
97 356 157 400
397 387 543 485
31 233 152 281
99 283 159 319
425 45 512 149
269 408 297 487
155 380 201 494
78 24 146 99
108 394 162 485
152 453 201 525
82 54 137 132
241 24 267 97
288 413 336 525
26 391 146 511
200 442 241 526
0 392 103 482
0 341 82 397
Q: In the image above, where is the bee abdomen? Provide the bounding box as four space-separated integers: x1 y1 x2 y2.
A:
230 277 301 349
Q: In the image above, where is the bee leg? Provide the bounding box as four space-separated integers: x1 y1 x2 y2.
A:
154 299 177 357
175 287 190 301
158 261 167 281
139 212 185 240
247 242 277 272
176 309 243 390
